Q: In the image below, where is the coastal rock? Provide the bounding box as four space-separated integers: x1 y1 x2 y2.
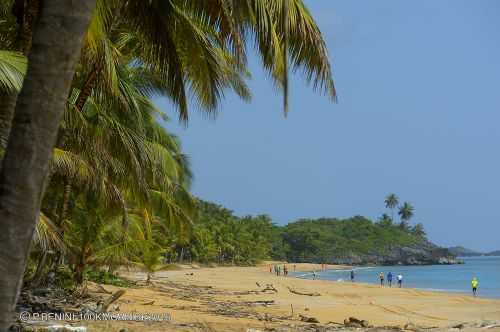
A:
323 240 461 266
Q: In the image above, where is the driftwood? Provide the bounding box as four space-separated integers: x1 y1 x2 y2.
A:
142 300 155 305
100 289 125 312
286 286 320 296
483 324 500 329
249 300 274 306
95 284 112 294
254 282 278 293
344 317 370 328
326 321 345 326
299 314 319 323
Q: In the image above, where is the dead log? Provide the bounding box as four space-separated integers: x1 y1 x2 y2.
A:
100 289 125 312
344 317 370 328
142 300 155 305
286 286 320 296
95 284 112 294
299 314 320 323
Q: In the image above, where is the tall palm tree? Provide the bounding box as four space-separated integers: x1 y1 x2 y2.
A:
398 201 415 228
0 2 97 329
0 1 337 328
384 193 399 222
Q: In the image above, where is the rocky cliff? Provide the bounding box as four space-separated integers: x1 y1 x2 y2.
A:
327 240 462 266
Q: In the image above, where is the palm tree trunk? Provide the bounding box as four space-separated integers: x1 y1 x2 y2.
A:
0 1 96 330
60 181 72 227
19 0 41 55
74 61 103 112
31 251 48 287
0 93 18 150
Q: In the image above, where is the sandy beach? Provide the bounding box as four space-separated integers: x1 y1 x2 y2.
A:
76 263 500 331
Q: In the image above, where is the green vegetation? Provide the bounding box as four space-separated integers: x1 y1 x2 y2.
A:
277 215 426 263
0 5 337 323
85 270 134 288
166 200 281 265
160 197 428 265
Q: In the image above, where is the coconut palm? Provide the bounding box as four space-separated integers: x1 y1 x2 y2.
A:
0 0 337 328
398 201 415 229
0 1 96 329
384 193 399 222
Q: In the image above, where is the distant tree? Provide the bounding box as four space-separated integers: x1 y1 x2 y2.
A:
398 202 415 229
384 193 399 221
378 213 393 227
411 223 426 237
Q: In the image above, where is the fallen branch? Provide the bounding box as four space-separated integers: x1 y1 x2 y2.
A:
299 314 319 323
100 289 125 312
286 286 320 296
142 300 155 305
483 324 500 329
95 284 112 294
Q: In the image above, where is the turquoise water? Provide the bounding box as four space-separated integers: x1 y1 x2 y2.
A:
293 256 500 298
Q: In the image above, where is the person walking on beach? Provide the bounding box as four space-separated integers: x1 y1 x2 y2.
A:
471 277 479 297
350 270 355 282
312 271 316 280
284 265 288 276
387 272 393 287
293 264 296 272
397 274 403 288
379 272 385 286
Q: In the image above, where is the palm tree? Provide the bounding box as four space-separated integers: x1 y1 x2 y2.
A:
0 1 96 329
384 193 399 222
378 213 393 227
0 1 337 328
398 201 415 229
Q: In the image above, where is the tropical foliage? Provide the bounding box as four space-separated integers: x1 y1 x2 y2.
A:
0 0 338 296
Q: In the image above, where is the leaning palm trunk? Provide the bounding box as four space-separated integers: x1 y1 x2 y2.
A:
0 0 96 330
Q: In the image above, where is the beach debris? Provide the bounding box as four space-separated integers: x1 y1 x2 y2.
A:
99 289 125 312
141 300 155 305
261 284 278 293
481 322 500 329
326 321 344 326
256 282 261 287
299 314 320 323
286 286 320 296
246 300 275 306
95 284 112 294
343 317 370 328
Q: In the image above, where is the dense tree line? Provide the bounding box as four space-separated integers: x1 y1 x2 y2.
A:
161 199 427 265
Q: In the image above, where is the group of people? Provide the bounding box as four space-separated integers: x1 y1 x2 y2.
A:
377 271 403 287
348 270 403 288
270 265 480 297
270 264 293 276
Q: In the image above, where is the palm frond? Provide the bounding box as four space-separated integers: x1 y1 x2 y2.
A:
0 50 26 92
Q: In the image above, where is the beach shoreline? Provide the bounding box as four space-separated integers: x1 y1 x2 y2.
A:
71 263 500 331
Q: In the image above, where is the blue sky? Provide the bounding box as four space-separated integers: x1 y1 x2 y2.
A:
156 0 500 252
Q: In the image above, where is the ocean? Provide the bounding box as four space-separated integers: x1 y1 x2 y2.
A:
293 256 500 298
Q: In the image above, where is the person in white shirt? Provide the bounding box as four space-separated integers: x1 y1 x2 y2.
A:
397 274 403 288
